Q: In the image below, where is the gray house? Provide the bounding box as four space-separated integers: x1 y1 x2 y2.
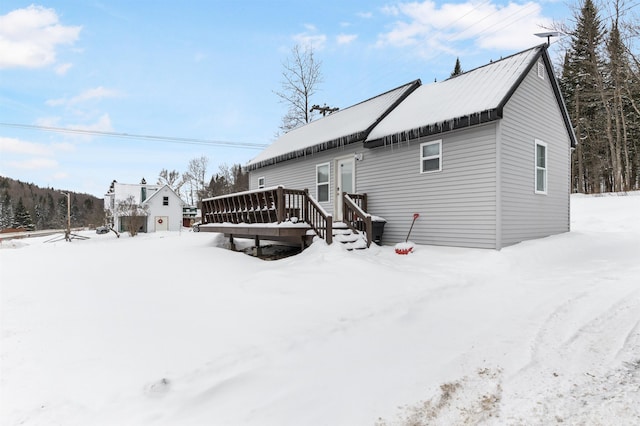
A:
202 44 576 250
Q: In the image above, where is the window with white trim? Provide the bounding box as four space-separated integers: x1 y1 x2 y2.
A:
316 163 330 202
535 140 547 194
258 177 265 189
163 196 169 206
420 140 442 173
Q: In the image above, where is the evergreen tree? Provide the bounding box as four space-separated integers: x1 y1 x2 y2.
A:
12 198 35 230
45 193 55 229
450 57 463 77
0 191 13 229
71 195 81 227
560 0 607 193
230 164 249 193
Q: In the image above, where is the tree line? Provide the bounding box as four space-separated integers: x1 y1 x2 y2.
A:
273 1 639 194
157 158 248 207
559 0 639 192
0 176 104 231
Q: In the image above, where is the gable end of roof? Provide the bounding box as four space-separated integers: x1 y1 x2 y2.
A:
540 47 578 148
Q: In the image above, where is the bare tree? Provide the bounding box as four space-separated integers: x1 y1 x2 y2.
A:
157 169 184 193
274 44 323 133
116 195 147 236
182 156 209 205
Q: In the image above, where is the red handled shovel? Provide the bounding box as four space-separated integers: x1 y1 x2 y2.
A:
395 213 420 254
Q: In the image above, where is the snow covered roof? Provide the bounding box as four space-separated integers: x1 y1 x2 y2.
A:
142 184 186 206
111 182 161 203
246 80 420 170
247 45 574 170
365 45 544 145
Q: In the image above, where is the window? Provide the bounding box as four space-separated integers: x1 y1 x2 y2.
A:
316 163 330 202
535 140 547 194
420 140 442 173
163 196 169 206
258 177 265 189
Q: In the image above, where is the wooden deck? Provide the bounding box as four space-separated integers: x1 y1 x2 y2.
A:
198 222 314 250
199 186 376 250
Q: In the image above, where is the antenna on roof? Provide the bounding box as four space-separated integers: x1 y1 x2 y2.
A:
535 31 562 46
310 104 339 117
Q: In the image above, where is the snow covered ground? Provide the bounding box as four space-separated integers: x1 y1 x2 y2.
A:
1 193 639 426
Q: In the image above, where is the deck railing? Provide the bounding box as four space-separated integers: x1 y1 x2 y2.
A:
201 186 333 244
346 192 367 212
343 192 372 247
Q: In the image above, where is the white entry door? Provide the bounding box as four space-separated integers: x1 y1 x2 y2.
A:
335 157 355 221
155 216 168 231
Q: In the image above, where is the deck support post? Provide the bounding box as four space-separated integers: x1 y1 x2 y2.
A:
255 235 262 257
229 234 236 251
276 186 285 224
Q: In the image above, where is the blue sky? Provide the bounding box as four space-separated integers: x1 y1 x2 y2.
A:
1 0 574 197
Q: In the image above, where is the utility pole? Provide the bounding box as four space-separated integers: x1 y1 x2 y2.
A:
310 104 339 117
60 192 70 241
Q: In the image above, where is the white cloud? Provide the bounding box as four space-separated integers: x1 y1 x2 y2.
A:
357 11 374 19
0 136 53 156
337 34 358 45
377 1 553 56
8 158 59 170
293 23 328 50
55 62 73 75
46 87 122 107
51 171 69 180
293 32 327 51
0 5 81 69
69 114 114 133
52 142 76 152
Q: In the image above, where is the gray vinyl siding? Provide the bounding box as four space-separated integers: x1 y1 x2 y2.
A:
499 59 571 247
249 124 498 249
249 146 361 215
358 123 498 249
247 59 571 250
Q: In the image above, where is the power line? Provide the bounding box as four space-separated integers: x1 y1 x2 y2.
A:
0 122 269 150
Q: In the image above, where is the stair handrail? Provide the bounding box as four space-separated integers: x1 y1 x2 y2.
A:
342 193 372 247
302 189 333 244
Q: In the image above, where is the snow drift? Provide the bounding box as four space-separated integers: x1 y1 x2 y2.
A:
1 193 639 425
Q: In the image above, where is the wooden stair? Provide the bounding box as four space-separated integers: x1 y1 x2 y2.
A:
332 222 368 250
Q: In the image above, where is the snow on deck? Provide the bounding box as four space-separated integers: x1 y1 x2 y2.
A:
246 80 419 169
367 45 542 142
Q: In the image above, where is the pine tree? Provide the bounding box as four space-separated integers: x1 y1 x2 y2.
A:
12 198 35 230
0 191 13 229
450 57 463 77
560 0 607 193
